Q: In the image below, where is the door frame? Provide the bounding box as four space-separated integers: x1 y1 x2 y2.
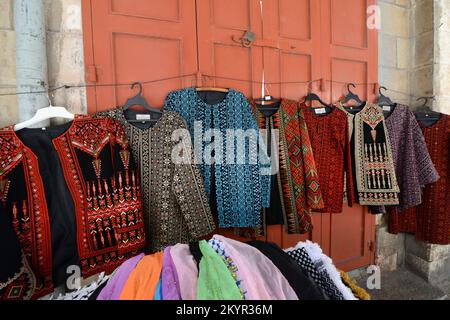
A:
81 0 98 113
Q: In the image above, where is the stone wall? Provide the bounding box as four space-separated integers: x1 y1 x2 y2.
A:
379 0 412 107
376 0 412 271
434 0 450 114
0 0 86 128
376 0 450 289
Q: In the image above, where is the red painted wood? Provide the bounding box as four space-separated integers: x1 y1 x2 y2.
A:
82 0 378 270
319 0 378 269
85 0 198 112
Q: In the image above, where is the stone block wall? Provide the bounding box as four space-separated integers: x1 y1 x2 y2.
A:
0 0 86 128
376 0 450 289
434 0 450 114
0 0 19 126
376 0 412 271
379 0 412 106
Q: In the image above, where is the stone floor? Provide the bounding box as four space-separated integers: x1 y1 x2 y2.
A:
348 268 448 300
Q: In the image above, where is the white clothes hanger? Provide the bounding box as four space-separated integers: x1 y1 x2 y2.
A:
14 89 74 131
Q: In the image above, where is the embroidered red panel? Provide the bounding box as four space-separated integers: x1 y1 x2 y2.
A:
301 104 354 213
389 115 450 244
0 116 146 299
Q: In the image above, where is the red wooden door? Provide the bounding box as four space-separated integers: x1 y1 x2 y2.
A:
257 0 323 248
196 0 264 97
318 0 377 269
82 0 377 270
82 0 198 111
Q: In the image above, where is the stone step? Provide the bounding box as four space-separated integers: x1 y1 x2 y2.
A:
348 268 448 300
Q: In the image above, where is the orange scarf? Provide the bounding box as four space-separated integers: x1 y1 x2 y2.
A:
120 252 164 300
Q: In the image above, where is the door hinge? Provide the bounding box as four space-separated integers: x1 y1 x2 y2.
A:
86 65 98 83
368 240 375 251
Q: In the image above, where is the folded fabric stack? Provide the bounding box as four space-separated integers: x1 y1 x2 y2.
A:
43 236 369 301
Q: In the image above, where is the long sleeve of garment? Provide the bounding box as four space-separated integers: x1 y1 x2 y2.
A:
344 121 355 207
411 117 440 189
172 120 216 239
297 107 324 211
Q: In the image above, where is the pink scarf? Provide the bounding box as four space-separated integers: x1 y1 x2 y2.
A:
213 235 298 300
170 243 198 300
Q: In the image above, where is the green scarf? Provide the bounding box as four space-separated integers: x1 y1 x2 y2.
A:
197 240 243 300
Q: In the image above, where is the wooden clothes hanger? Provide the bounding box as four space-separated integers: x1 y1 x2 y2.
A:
196 87 229 93
14 90 74 131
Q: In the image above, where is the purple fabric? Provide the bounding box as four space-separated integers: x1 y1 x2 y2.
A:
161 247 181 300
96 253 145 300
373 105 439 213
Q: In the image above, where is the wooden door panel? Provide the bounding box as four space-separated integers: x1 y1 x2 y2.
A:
111 33 184 106
85 0 198 112
278 0 311 41
330 205 375 270
320 0 377 269
330 0 368 49
263 0 321 101
110 0 180 21
331 58 368 102
196 0 262 97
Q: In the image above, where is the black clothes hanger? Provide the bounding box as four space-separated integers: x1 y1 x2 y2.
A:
377 86 396 117
341 83 364 110
123 82 162 123
303 92 333 115
415 96 442 126
254 95 282 114
377 86 395 106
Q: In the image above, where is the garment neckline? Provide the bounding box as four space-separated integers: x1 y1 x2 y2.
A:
418 114 444 129
302 102 338 119
119 107 168 132
191 87 233 107
10 115 79 147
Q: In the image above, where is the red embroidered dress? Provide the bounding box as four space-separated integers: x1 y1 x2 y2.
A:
389 115 450 244
250 99 324 234
0 116 145 299
301 104 354 213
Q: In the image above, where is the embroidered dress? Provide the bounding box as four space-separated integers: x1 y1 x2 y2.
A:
248 99 324 234
301 104 354 213
95 108 215 252
338 103 400 205
0 116 145 299
389 115 450 244
164 88 271 228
